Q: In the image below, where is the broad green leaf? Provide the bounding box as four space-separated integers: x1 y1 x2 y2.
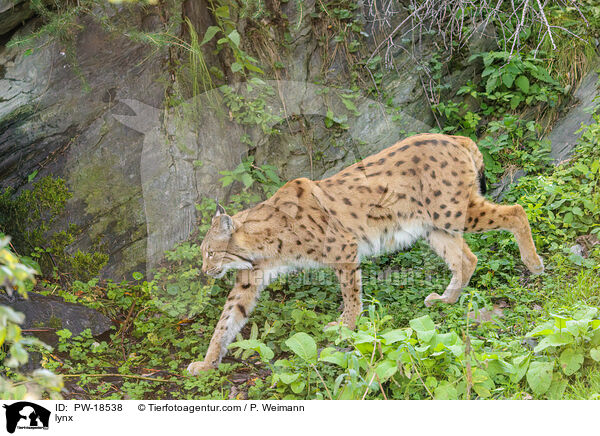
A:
381 329 410 344
240 173 254 188
510 94 523 109
353 330 376 344
589 347 600 362
534 332 574 352
546 376 568 400
409 316 436 342
502 73 515 88
409 315 435 332
434 382 458 400
231 62 243 73
291 380 305 394
526 361 553 395
485 75 500 94
515 75 530 93
228 30 241 47
214 5 229 18
201 26 220 45
566 319 589 337
166 283 179 295
559 348 584 375
526 322 554 337
132 271 143 281
375 359 397 382
573 306 598 321
285 332 317 363
319 347 347 367
278 372 300 384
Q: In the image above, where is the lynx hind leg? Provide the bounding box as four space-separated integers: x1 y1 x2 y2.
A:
326 263 362 330
187 270 260 375
465 197 544 274
424 230 477 307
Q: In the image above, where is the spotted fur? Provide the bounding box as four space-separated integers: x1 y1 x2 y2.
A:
187 133 544 374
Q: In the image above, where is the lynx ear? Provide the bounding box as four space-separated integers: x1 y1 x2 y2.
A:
219 214 234 233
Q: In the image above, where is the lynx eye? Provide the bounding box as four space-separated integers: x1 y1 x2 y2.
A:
207 251 214 258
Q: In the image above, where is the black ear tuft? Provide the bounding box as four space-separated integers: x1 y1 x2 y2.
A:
215 197 226 216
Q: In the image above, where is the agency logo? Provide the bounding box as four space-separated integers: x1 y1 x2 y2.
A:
2 402 50 434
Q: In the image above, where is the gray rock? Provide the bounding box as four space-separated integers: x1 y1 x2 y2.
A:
570 244 585 257
549 65 600 163
0 292 112 336
0 0 33 35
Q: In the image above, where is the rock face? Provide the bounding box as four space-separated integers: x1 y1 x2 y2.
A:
0 292 112 336
0 1 497 279
0 0 33 35
548 64 600 163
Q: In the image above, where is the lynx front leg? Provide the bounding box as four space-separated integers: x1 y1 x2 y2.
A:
187 269 261 375
326 264 363 330
424 230 477 307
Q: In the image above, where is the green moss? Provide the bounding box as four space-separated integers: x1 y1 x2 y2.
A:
0 176 110 281
48 316 63 330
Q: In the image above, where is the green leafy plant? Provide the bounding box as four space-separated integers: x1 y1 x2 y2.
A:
0 237 63 399
463 51 564 112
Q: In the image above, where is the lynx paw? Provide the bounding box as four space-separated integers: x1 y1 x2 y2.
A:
186 361 215 375
324 320 344 331
424 292 443 307
528 255 544 275
324 317 356 331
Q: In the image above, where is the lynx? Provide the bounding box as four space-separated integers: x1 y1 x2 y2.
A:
187 133 544 374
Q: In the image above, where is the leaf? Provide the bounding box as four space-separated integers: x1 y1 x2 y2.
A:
319 347 347 367
502 73 515 88
285 332 317 363
485 75 500 94
434 382 458 400
341 97 359 114
279 372 300 384
526 361 553 395
409 315 436 342
381 329 410 345
510 94 523 110
375 359 397 382
324 109 334 128
240 173 254 189
214 5 229 18
228 30 241 47
228 339 274 361
515 75 530 94
589 347 600 362
201 26 220 45
409 315 435 332
231 62 243 73
291 380 305 394
559 348 584 375
27 170 38 183
534 332 574 352
132 272 144 281
353 330 376 344
166 283 179 295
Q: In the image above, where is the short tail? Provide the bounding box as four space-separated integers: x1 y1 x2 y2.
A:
450 135 486 195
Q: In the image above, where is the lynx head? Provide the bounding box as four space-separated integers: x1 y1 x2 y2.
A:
200 202 252 278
